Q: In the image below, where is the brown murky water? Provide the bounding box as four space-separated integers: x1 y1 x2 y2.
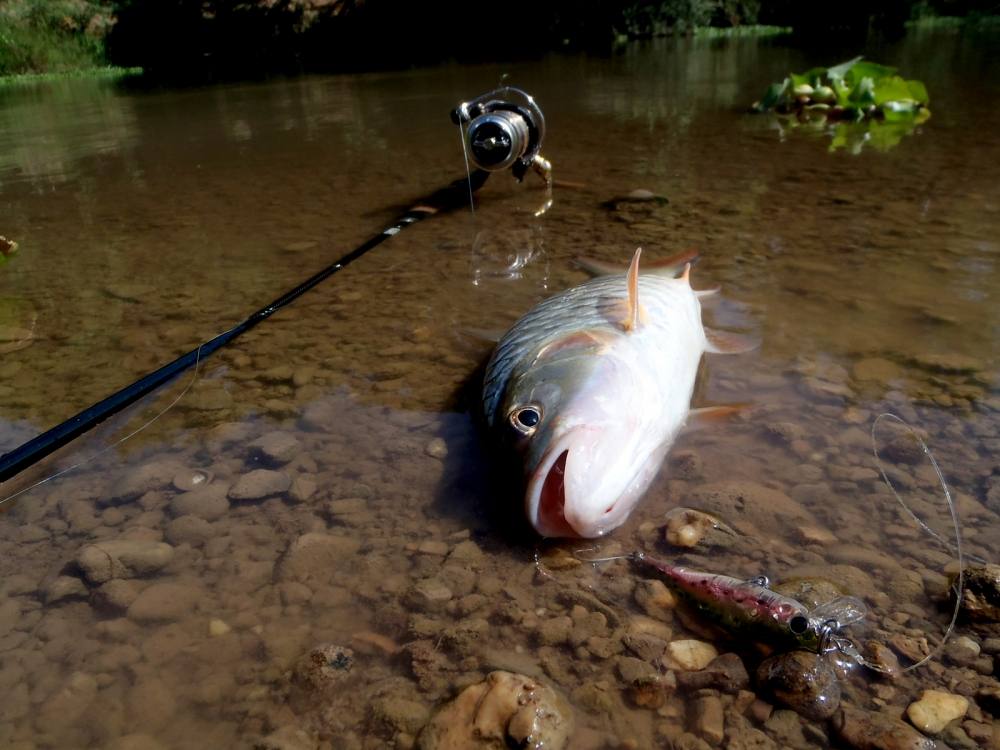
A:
0 28 998 750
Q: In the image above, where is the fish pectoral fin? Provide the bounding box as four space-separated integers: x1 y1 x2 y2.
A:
705 327 758 354
695 286 721 299
575 247 700 278
533 329 615 362
688 403 751 428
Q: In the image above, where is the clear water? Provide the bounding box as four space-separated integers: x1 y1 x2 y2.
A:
0 29 997 749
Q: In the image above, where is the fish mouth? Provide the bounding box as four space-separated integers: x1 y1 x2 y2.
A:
528 431 616 538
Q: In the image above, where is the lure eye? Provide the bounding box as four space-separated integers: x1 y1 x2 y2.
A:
510 405 542 435
789 615 809 635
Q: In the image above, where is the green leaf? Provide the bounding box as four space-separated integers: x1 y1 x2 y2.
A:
825 56 864 82
873 76 919 106
906 79 929 104
849 77 876 106
844 61 898 86
755 80 788 111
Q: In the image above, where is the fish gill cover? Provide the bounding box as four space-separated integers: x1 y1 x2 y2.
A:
752 56 931 153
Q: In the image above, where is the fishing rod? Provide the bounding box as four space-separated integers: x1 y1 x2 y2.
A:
0 86 551 486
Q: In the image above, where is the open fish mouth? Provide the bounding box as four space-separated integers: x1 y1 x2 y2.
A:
528 430 618 538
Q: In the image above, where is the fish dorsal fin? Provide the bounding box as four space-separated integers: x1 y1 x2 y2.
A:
625 247 641 332
575 247 700 278
681 262 691 285
704 327 759 354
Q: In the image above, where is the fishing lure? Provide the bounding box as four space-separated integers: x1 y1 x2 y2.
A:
629 551 867 653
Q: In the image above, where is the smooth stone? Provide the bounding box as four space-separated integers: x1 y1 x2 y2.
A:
906 690 968 735
955 564 1000 622
371 695 431 735
756 650 840 721
171 468 213 492
852 357 902 382
76 540 175 584
691 693 725 745
228 469 291 501
164 515 214 546
275 533 363 583
247 431 301 465
44 576 89 604
92 579 143 614
662 640 718 671
107 460 186 504
832 704 938 750
675 653 749 692
424 437 448 459
417 670 573 750
126 582 202 623
169 483 230 521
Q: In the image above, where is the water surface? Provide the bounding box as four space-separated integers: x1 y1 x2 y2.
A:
0 29 998 750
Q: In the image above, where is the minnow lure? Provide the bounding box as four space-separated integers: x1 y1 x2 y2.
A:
629 551 867 652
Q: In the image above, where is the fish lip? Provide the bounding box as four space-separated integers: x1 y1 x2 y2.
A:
526 435 573 537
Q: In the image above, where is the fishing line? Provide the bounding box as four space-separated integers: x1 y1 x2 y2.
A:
859 411 965 673
0 345 204 509
457 117 476 215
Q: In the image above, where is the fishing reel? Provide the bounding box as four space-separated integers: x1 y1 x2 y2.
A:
451 86 551 186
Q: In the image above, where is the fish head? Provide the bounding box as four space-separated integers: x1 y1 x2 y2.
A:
499 338 665 538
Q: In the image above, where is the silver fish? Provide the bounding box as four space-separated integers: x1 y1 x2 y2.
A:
483 248 751 538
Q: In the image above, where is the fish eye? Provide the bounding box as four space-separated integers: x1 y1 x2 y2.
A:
789 615 809 635
509 405 542 435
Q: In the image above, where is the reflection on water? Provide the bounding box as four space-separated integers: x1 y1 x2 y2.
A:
0 31 998 750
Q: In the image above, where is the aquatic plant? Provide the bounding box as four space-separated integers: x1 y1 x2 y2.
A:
753 57 931 153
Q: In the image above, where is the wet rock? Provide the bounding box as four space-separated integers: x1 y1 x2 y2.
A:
724 713 779 750
37 671 98 725
906 690 968 735
275 533 362 583
111 734 170 750
691 692 725 745
954 563 1000 621
853 358 902 382
171 468 213 492
371 695 431 736
832 704 937 750
756 650 840 721
771 577 845 609
44 575 89 604
208 618 231 637
253 726 316 750
908 353 983 375
127 676 176 732
403 578 454 614
108 460 186 504
425 438 448 459
91 578 142 614
164 515 214 546
416 670 573 750
686 481 815 529
622 630 668 662
290 644 354 705
248 431 301 466
534 616 573 646
633 578 676 620
943 635 980 667
663 639 718 671
76 540 175 584
228 469 291 501
675 653 749 693
663 507 738 549
289 475 318 503
126 581 203 623
169 483 230 521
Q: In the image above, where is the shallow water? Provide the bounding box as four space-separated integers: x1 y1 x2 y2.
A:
0 29 998 750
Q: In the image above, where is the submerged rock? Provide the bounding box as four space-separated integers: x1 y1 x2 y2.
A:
417 670 573 750
832 704 937 750
755 650 840 721
75 540 175 584
905 690 968 735
228 469 291 501
954 564 1000 622
662 507 738 549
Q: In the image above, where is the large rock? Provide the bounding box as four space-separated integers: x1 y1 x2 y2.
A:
756 650 840 721
169 483 230 521
832 704 937 750
228 469 291 502
417 671 573 750
955 564 1000 622
76 540 175 584
126 582 203 623
274 533 362 583
906 690 968 735
685 481 816 530
107 460 187 504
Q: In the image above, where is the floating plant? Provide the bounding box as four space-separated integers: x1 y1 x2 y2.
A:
752 57 930 153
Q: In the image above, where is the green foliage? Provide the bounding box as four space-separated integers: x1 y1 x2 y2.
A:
0 0 114 75
755 58 931 153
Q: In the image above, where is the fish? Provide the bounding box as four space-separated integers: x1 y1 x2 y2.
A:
482 247 752 538
634 552 868 651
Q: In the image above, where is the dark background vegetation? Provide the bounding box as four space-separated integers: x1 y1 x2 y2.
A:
2 0 998 80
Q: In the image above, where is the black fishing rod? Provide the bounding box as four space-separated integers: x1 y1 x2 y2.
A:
0 86 551 486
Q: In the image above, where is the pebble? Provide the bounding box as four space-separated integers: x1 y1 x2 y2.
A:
955 563 1000 621
127 582 203 623
424 438 448 459
675 653 749 693
662 640 718 671
108 461 185 504
164 515 214 546
756 650 840 721
633 579 676 620
832 704 937 750
691 692 725 745
208 619 231 637
905 689 968 734
44 576 89 604
247 431 301 465
253 726 315 750
92 579 143 614
944 635 981 667
371 695 431 736
663 507 737 549
228 469 291 501
169 483 230 521
275 533 363 583
417 670 573 750
75 540 175 584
